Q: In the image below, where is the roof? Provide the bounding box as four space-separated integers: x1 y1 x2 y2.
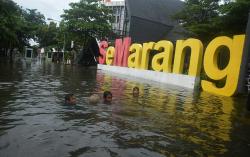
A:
126 0 183 26
104 1 125 7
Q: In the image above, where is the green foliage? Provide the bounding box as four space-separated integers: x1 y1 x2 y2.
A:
64 51 74 60
61 0 113 48
0 0 113 53
174 0 220 43
219 0 250 35
0 0 24 48
174 0 250 43
22 9 46 41
0 0 46 51
38 22 59 48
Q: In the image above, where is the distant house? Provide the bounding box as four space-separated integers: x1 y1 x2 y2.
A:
104 0 185 43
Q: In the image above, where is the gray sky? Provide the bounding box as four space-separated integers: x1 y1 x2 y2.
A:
13 0 123 21
13 0 79 21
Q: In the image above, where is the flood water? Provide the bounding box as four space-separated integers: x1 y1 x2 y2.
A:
0 58 250 157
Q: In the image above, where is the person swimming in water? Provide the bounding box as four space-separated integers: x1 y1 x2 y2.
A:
132 86 139 97
103 91 112 104
65 93 76 105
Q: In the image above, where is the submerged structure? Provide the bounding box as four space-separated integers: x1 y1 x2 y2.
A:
76 0 184 66
77 36 100 66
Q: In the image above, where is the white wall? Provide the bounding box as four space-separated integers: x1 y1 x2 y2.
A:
98 64 200 89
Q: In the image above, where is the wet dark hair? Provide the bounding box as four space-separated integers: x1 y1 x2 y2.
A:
133 87 139 91
65 94 74 102
103 91 112 99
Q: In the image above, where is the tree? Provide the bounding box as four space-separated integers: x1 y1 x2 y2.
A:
219 0 250 35
174 0 221 43
38 22 59 48
22 9 46 42
174 0 250 43
0 0 24 49
61 0 113 48
0 0 46 54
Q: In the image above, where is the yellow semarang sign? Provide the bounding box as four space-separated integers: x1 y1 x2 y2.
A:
99 35 246 97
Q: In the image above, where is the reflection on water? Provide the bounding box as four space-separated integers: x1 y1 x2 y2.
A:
0 58 250 157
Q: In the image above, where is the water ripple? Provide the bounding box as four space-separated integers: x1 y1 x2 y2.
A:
0 59 250 157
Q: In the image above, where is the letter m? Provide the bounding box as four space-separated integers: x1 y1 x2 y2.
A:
113 37 131 67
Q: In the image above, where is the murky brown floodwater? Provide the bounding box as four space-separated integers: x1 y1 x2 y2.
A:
0 57 250 157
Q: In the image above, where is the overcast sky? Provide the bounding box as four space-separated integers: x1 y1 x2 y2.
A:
13 0 123 21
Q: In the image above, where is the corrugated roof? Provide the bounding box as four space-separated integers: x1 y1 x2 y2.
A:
126 0 183 26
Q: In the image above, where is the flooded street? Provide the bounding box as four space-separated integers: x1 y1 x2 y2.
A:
0 58 250 157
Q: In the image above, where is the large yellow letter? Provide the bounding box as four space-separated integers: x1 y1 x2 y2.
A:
152 40 174 72
173 39 204 76
106 46 115 65
201 35 245 96
140 42 155 70
128 44 142 69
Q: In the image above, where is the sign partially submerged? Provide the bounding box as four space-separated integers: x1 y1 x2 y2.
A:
98 34 248 97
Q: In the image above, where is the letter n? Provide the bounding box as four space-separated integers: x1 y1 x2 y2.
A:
113 37 131 66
